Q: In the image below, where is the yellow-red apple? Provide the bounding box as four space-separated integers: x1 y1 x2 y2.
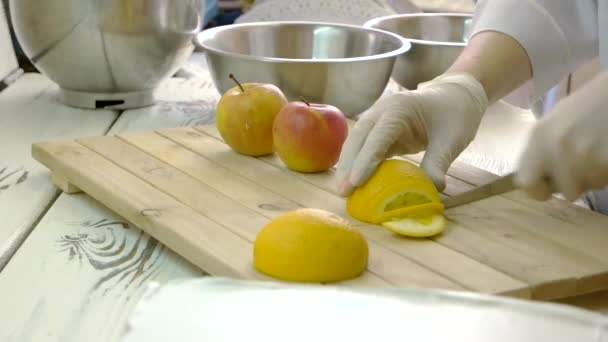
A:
216 74 288 156
272 99 348 172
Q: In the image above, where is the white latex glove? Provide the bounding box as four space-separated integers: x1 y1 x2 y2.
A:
335 73 489 196
514 71 608 202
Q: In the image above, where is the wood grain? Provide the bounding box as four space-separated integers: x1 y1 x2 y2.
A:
40 128 555 293
79 134 393 287
455 196 608 295
198 126 592 300
0 74 117 271
33 139 261 279
122 131 469 289
194 124 608 300
405 147 608 292
0 75 218 342
182 126 530 297
33 122 608 300
399 153 608 295
0 193 202 342
195 126 608 299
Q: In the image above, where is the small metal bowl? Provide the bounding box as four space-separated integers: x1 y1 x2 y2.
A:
195 21 411 117
364 13 472 90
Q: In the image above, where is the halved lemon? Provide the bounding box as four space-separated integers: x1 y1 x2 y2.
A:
346 159 446 237
253 208 368 283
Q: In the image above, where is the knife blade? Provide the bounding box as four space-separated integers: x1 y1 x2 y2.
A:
443 173 517 209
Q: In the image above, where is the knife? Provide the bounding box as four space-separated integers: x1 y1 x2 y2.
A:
443 173 517 209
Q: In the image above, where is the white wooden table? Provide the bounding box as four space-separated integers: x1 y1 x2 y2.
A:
0 9 211 338
0 72 216 341
1 7 608 342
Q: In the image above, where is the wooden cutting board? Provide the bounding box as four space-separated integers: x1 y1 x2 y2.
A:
31 123 608 302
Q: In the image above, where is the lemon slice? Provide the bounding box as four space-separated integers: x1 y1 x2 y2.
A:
382 214 446 238
380 201 446 237
346 159 446 237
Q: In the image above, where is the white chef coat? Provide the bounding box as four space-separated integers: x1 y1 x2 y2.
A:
470 0 607 102
471 0 608 213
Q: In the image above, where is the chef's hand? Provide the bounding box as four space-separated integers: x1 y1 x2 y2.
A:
515 71 608 202
335 72 489 196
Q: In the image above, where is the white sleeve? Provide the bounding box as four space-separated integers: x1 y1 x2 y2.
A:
471 0 599 100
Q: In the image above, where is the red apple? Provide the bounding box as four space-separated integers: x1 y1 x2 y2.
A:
216 74 288 156
272 99 348 173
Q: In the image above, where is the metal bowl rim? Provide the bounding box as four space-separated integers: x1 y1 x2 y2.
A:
363 12 472 47
194 20 412 63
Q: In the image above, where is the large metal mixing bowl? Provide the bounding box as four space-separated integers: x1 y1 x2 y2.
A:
364 13 472 90
9 0 204 109
195 21 411 117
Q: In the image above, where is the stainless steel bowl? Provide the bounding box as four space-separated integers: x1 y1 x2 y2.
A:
364 13 472 90
9 0 204 109
195 21 411 117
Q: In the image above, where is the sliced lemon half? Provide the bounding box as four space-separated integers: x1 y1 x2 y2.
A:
346 159 446 237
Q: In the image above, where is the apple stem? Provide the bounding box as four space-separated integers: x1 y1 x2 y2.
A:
299 96 310 106
229 73 245 92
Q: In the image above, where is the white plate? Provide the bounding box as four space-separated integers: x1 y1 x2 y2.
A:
120 277 608 342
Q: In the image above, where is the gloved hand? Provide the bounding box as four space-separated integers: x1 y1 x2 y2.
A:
515 71 608 202
335 72 489 196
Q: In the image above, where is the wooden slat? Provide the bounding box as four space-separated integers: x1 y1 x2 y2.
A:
353 224 530 298
0 74 118 270
0 74 216 342
404 134 608 297
163 128 350 215
78 134 392 287
433 222 577 300
32 140 260 280
0 3 18 81
465 194 608 294
557 289 608 314
198 125 475 199
157 126 532 296
433 141 601 229
195 125 608 299
448 202 608 296
193 126 540 295
424 150 608 298
198 125 481 201
117 131 462 290
504 191 607 230
249 165 596 299
407 152 608 296
146 129 465 292
120 132 303 220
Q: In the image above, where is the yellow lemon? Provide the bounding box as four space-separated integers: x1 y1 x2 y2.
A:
253 208 368 283
346 159 446 237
